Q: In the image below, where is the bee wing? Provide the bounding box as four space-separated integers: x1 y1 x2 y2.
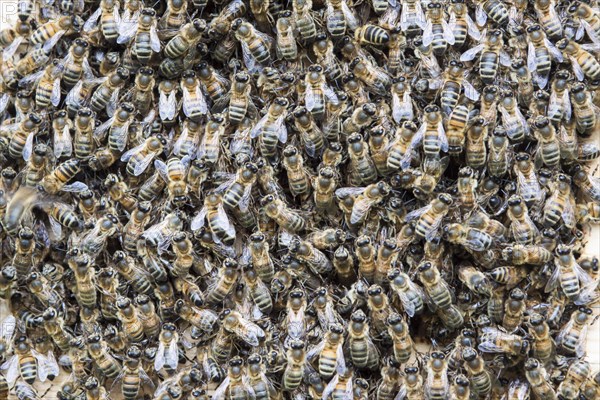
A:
324 84 339 105
544 264 561 293
54 124 72 158
570 56 585 81
150 25 162 53
415 1 426 28
442 19 455 45
121 141 145 162
460 44 484 62
350 196 377 225
466 14 480 40
117 20 138 45
392 91 411 124
341 0 359 30
275 114 288 143
2 355 19 385
448 10 456 31
562 196 576 229
543 38 562 62
62 182 89 192
404 204 431 222
335 187 366 198
582 20 600 44
154 341 166 371
42 30 65 52
19 70 45 87
336 343 346 374
22 131 35 162
574 260 594 289
422 19 434 47
305 83 317 112
83 7 102 32
287 310 306 339
475 5 487 25
166 339 179 369
32 349 49 382
438 122 448 153
527 41 538 74
48 215 63 239
154 159 169 182
251 114 269 139
159 91 177 121
234 320 264 347
576 325 588 358
217 202 236 239
133 153 158 176
212 376 231 400
238 183 253 211
241 42 259 74
322 373 339 400
306 341 326 360
0 93 9 114
2 36 24 62
462 80 480 101
396 288 417 317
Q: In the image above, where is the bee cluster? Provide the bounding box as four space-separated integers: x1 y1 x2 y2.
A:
0 0 600 398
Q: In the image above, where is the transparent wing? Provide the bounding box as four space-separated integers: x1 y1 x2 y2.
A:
159 91 177 121
42 30 66 52
154 159 169 182
83 8 102 32
275 115 288 143
117 20 138 45
544 264 561 293
23 131 34 161
2 356 19 384
442 19 455 45
305 84 317 112
466 14 481 40
133 153 157 176
166 339 179 369
460 44 484 62
463 80 480 101
475 5 487 26
150 25 161 52
62 182 89 192
212 376 230 400
545 38 562 62
335 187 366 198
422 20 433 47
2 36 24 62
251 114 269 139
570 56 585 81
216 202 235 238
154 341 166 371
120 142 145 162
527 41 537 73
322 373 339 400
341 0 359 29
405 204 431 222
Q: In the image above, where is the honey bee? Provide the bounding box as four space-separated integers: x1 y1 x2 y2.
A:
121 135 166 176
213 357 254 400
570 82 598 135
335 181 390 226
220 309 266 347
350 57 391 96
461 348 491 398
251 97 289 160
418 261 464 328
558 359 590 400
557 307 594 357
41 159 88 195
405 193 453 240
478 327 529 356
90 67 130 116
192 192 235 246
260 194 306 233
231 18 272 72
86 334 122 380
307 323 346 379
546 245 593 303
460 29 511 84
557 38 600 82
154 323 179 372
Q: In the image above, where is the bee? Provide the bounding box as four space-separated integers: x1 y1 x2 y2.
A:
325 0 359 38
227 73 255 127
542 173 576 228
307 323 346 380
422 1 455 56
41 159 88 195
191 192 235 245
572 164 600 203
344 133 377 186
461 348 491 398
156 80 178 122
71 107 96 159
406 193 453 240
581 371 600 400
390 77 414 125
418 261 464 329
346 309 379 370
86 334 121 380
460 29 511 84
244 354 277 400
121 135 166 177
90 67 130 115
220 309 266 347
176 71 208 123
242 265 273 315
154 323 179 372
289 237 333 276
546 245 593 302
354 24 390 46
273 11 297 61
231 18 272 72
304 65 339 121
570 82 597 135
478 327 529 356
502 244 552 266
524 361 554 400
424 352 449 400
30 14 78 52
556 307 594 357
513 153 542 205
524 313 554 363
525 24 563 89
350 57 391 96
291 107 325 158
485 127 511 177
342 102 378 135
336 181 390 226
260 194 306 233
2 335 36 385
281 146 311 199
387 121 418 171
84 0 120 42
506 196 538 245
251 97 289 160
557 360 590 400
448 0 480 48
8 112 43 162
213 357 254 400
556 38 600 81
